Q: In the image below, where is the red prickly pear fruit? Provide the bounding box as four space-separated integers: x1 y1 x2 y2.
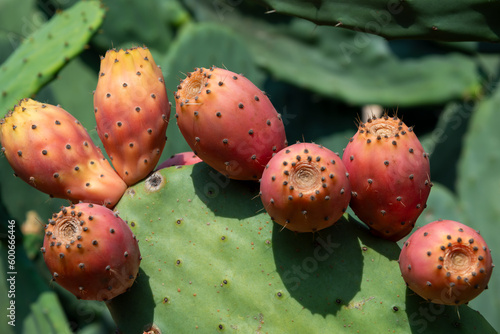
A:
94 46 170 186
342 114 431 241
174 66 287 180
399 220 494 305
0 98 127 207
260 142 351 233
41 203 141 301
155 151 202 170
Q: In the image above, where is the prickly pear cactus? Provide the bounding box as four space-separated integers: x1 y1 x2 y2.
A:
108 163 495 333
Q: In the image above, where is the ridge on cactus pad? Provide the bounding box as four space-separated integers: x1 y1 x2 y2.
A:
94 46 170 186
107 163 495 333
174 66 288 181
0 98 127 207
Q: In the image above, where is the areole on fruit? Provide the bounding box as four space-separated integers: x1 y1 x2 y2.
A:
290 162 322 192
54 216 82 241
444 245 475 277
180 69 207 100
366 120 398 137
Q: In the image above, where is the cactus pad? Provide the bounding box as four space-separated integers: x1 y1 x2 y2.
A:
0 0 105 115
108 163 495 333
255 0 500 42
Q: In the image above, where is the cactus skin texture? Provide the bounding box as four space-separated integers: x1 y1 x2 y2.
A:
41 203 141 301
260 142 351 232
0 98 127 207
107 164 496 333
399 220 494 305
342 115 431 241
94 47 170 186
155 151 202 170
174 66 287 180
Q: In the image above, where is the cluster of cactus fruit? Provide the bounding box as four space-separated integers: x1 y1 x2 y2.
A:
0 45 494 312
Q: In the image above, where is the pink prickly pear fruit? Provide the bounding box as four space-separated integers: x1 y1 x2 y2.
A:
260 142 351 233
41 203 141 301
342 114 431 241
155 151 202 170
94 46 170 186
399 220 494 305
174 66 287 180
0 98 127 207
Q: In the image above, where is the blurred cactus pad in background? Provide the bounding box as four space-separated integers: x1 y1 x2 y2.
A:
1 0 500 333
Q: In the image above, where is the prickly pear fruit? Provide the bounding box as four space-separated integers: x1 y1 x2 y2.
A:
342 114 431 241
174 66 287 180
0 98 127 207
41 203 141 301
94 46 170 186
260 142 351 232
399 220 494 305
155 151 202 170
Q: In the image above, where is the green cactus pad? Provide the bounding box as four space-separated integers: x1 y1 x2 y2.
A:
0 0 105 116
415 182 462 229
185 0 479 107
253 0 500 42
421 102 475 192
457 85 500 332
109 163 495 333
91 0 189 52
0 0 39 64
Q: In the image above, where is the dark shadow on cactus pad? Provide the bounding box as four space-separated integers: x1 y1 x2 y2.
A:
404 287 462 333
272 217 363 316
106 267 155 334
191 162 262 220
404 285 496 333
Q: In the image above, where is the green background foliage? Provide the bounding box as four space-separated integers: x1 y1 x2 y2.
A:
0 0 499 332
